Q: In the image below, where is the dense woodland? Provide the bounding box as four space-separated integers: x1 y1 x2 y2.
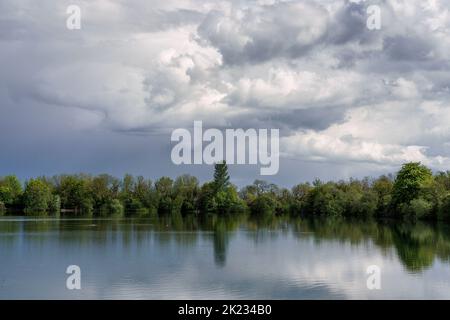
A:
1 162 450 221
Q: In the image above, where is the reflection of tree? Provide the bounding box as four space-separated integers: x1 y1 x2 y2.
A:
391 224 439 272
2 211 450 273
283 216 450 273
213 220 228 267
210 214 245 267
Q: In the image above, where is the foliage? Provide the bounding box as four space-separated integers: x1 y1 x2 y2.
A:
23 179 52 214
213 161 230 192
0 175 23 206
3 161 450 221
438 195 450 221
48 195 61 214
250 194 278 216
100 198 124 216
392 162 433 208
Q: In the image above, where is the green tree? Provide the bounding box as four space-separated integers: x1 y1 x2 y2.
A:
392 162 433 208
23 179 52 214
250 193 278 216
372 175 393 216
173 175 199 215
55 175 93 214
215 185 246 215
198 182 217 214
304 183 346 217
91 174 117 209
0 175 23 207
155 177 174 214
401 198 434 220
48 195 61 214
213 161 230 192
134 176 154 208
100 198 124 216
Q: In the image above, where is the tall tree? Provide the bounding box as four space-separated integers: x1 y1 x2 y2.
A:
213 161 230 193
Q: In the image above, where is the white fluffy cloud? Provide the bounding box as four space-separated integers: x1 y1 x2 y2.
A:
2 0 450 178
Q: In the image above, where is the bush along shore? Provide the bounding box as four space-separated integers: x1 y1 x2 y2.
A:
1 162 450 222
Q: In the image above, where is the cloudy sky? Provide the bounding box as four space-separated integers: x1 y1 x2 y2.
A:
1 0 450 187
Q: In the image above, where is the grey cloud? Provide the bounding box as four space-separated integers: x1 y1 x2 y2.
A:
384 35 434 62
2 0 450 184
197 1 329 65
327 1 377 45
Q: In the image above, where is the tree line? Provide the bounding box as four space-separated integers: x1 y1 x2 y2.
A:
1 162 450 221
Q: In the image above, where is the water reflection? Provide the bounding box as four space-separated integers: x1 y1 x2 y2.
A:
0 213 450 299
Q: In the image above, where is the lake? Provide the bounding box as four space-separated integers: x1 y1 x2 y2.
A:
0 213 450 299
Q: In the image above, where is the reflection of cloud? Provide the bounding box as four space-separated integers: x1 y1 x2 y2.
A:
2 219 450 299
84 234 450 299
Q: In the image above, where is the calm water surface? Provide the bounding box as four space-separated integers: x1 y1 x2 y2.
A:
1 213 450 299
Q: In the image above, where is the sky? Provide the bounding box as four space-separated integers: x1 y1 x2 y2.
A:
1 0 450 187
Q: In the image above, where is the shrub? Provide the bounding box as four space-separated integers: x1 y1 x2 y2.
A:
107 199 124 215
304 184 345 216
401 198 434 220
438 195 450 222
48 195 61 214
250 194 278 216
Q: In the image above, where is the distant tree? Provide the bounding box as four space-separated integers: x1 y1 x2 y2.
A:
134 176 154 208
0 175 23 207
252 180 279 196
121 174 135 197
392 162 433 207
7 160 450 221
304 183 345 216
23 179 52 214
213 161 230 192
198 182 217 214
215 185 246 215
155 177 174 214
250 194 278 216
91 174 117 209
239 184 258 203
120 175 154 214
291 183 312 214
173 175 199 214
372 175 393 216
100 198 124 216
48 195 61 214
292 183 312 201
55 175 93 213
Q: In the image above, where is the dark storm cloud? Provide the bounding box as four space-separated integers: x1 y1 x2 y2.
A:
2 0 450 184
327 1 376 45
384 35 434 61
